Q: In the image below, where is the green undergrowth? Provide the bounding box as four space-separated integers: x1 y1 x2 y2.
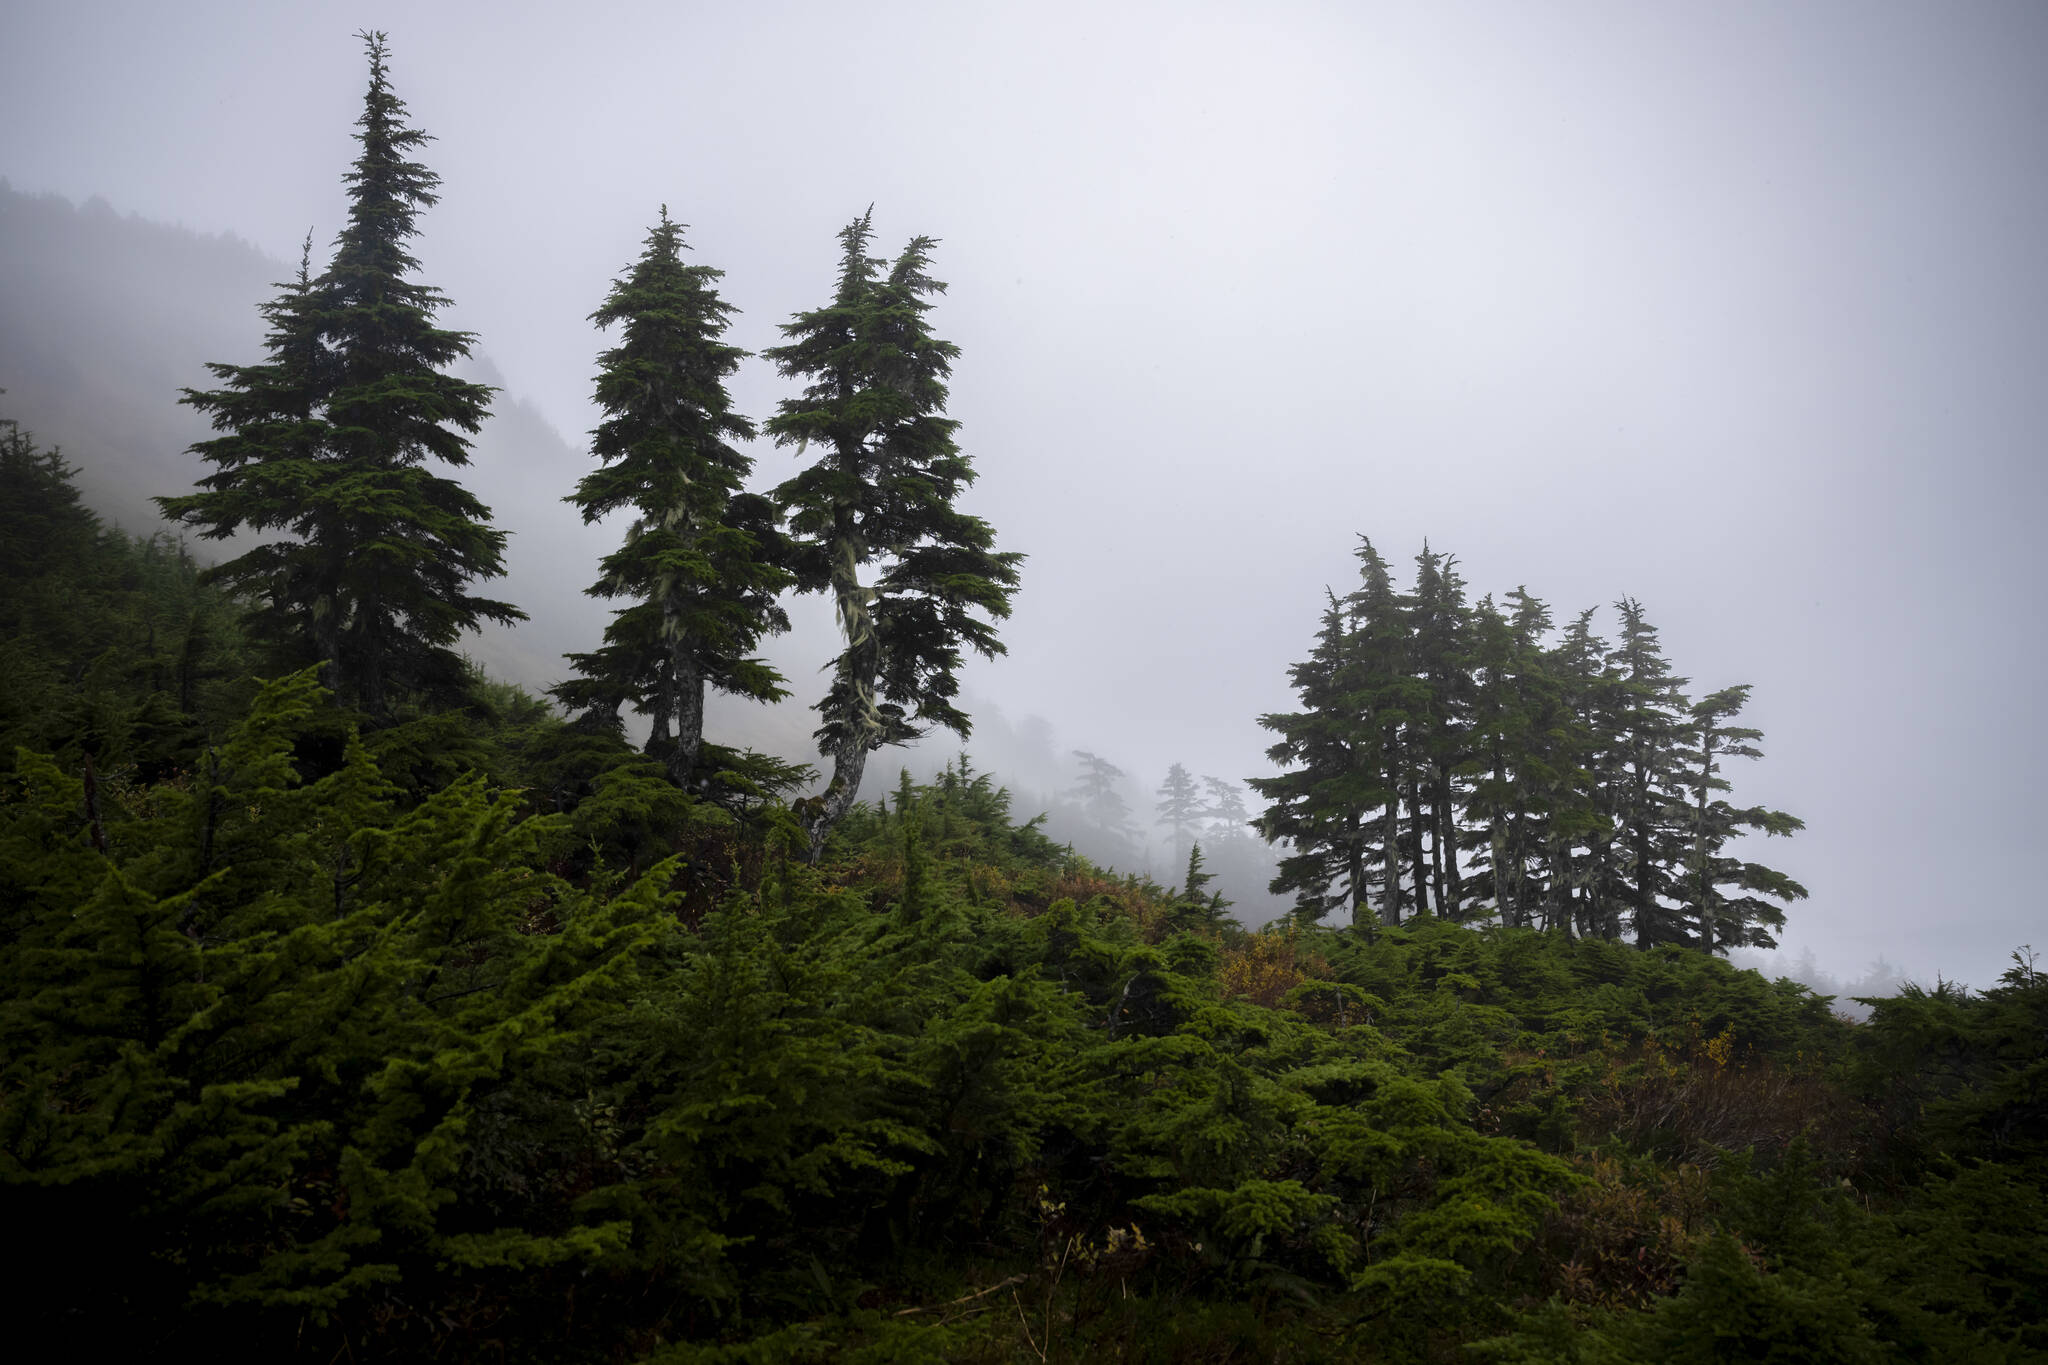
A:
3 443 2043 1360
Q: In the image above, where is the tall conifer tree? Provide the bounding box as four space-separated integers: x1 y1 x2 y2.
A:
158 237 335 674
1545 607 1616 939
1155 761 1204 867
1201 776 1255 853
1346 538 1424 925
1070 749 1141 852
160 33 519 714
1408 545 1473 918
1253 594 1380 925
1609 597 1694 947
553 209 791 786
1681 685 1808 952
766 212 1021 860
1253 540 1421 928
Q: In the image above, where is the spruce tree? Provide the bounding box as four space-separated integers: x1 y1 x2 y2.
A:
1252 593 1387 926
1466 593 1531 929
159 32 520 715
1681 684 1808 952
1462 589 1554 929
157 236 335 673
553 209 791 786
1407 545 1472 918
1344 538 1425 925
1252 539 1423 929
1609 597 1694 947
1201 775 1252 839
1544 606 1617 939
1155 761 1204 866
765 211 1022 859
1070 749 1140 852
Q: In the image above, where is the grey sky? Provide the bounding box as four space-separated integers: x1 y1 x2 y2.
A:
7 1 2045 989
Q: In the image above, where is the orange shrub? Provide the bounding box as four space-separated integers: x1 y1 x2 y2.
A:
1218 923 1332 1008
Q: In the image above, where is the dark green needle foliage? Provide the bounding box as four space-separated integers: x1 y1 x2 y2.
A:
553 208 792 787
2 417 251 780
1610 597 1695 948
1681 685 1807 953
1255 537 1807 956
1253 591 1390 928
159 32 520 716
765 211 1022 860
9 36 2039 1350
1 599 2039 1362
1253 539 1423 932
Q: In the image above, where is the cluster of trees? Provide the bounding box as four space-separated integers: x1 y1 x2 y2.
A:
3 486 2038 1359
1028 755 1275 921
16 31 2048 1364
1154 760 1256 862
155 34 1018 858
1254 538 1805 952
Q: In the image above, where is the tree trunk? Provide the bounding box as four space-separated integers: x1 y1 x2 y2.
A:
1491 825 1514 928
1405 773 1433 918
804 516 884 863
1433 760 1461 919
1631 762 1655 948
662 577 706 789
668 657 704 790
1507 806 1529 930
1693 737 1715 953
1348 832 1371 933
1381 783 1404 927
1490 745 1516 928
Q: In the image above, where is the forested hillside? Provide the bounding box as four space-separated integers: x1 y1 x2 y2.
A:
0 180 1273 908
3 425 2043 1360
4 31 2042 1363
0 179 776 734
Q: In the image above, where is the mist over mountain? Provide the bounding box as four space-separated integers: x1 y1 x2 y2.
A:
0 184 266 527
0 181 1288 913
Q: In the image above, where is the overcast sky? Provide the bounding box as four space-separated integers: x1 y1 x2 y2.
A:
8 0 2045 989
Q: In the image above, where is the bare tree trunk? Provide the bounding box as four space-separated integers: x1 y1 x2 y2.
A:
807 732 871 862
669 657 704 790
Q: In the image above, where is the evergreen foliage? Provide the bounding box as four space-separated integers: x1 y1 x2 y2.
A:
553 208 793 787
2 80 2037 1354
1680 685 1808 953
1256 538 1807 955
157 33 520 716
0 555 2039 1358
764 211 1022 860
1153 760 1203 867
1 421 251 782
1069 749 1139 853
1609 597 1694 948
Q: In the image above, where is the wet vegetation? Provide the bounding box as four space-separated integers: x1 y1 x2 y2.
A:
4 32 2042 1363
3 422 2045 1360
